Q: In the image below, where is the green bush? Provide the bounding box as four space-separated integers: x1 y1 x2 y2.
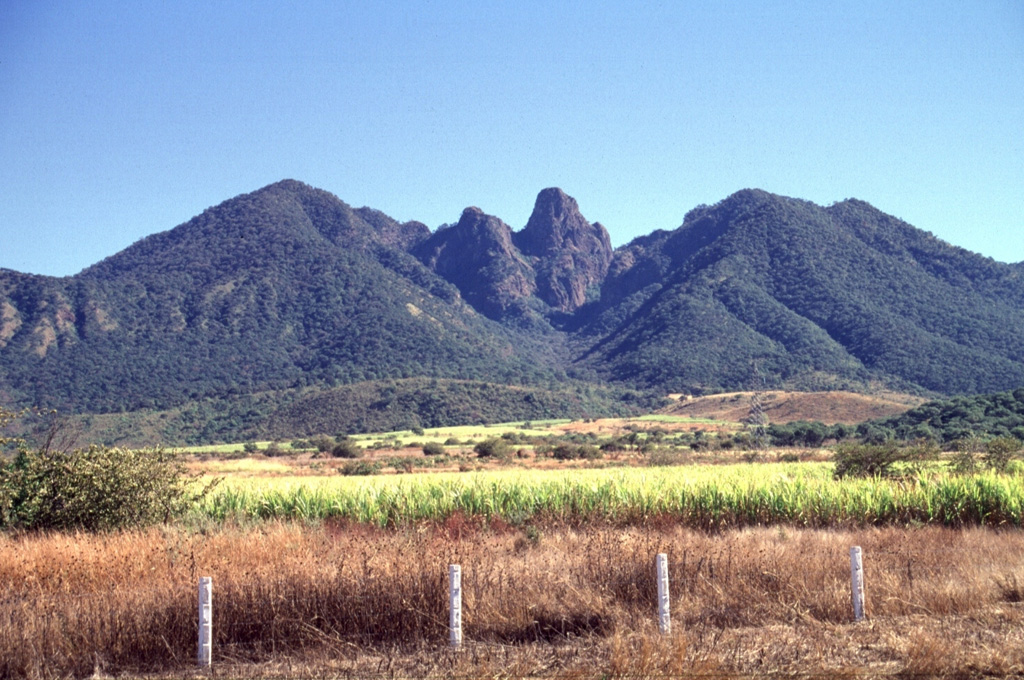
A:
311 435 335 453
340 460 381 476
832 441 938 479
474 438 511 458
422 442 445 456
984 436 1022 472
0 445 205 532
330 440 363 459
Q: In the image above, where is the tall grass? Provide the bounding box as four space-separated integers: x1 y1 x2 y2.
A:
3 524 1024 678
196 464 1024 528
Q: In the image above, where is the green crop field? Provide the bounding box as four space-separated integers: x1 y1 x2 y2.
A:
195 463 1024 529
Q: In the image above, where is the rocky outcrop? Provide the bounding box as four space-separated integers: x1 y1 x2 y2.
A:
514 188 612 312
413 207 536 320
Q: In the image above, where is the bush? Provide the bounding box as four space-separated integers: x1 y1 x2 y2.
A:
0 445 205 531
551 444 603 461
311 435 335 453
833 441 938 479
422 442 445 456
984 437 1022 472
339 460 381 476
331 440 363 459
474 438 511 458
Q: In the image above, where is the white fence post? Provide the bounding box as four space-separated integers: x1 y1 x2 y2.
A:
198 576 213 667
850 546 865 622
656 553 671 635
449 565 463 649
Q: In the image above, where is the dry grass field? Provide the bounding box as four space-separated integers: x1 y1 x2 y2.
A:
661 390 925 425
6 395 1023 679
3 521 1024 678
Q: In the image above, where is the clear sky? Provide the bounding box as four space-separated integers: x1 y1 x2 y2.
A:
1 1 1021 276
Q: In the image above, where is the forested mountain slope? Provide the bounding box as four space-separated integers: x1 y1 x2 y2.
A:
573 190 1024 395
2 180 1023 442
0 181 562 413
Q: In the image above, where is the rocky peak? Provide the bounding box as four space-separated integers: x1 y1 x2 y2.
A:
513 188 613 312
412 207 535 321
517 188 602 256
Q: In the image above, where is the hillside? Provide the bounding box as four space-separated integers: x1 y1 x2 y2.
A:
0 181 563 414
3 180 1024 443
573 190 1024 395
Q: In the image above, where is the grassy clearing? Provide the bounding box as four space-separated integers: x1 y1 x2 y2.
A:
3 523 1023 678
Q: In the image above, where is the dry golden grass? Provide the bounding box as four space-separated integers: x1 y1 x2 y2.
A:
662 390 925 425
2 522 1024 678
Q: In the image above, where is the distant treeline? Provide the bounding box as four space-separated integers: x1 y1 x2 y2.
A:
767 388 1024 447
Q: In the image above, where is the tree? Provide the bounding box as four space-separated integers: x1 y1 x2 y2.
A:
473 438 511 458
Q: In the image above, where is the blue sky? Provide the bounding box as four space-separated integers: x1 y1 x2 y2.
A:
1 1 1021 276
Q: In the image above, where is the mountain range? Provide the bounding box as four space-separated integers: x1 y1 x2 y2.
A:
2 179 1023 445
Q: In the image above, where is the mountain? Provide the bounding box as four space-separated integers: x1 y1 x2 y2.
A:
2 180 1024 444
0 181 562 414
573 190 1024 395
411 188 613 326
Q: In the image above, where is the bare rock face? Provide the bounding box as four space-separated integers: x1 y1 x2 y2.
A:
413 207 536 320
514 188 612 312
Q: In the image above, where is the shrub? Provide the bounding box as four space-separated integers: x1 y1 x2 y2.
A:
551 444 603 461
984 437 1022 472
422 442 445 456
339 460 380 476
243 442 259 453
311 435 335 453
0 445 205 531
474 438 511 458
832 441 938 479
950 437 981 475
551 444 577 460
331 440 363 459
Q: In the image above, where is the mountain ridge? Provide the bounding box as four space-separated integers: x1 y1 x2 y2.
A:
2 179 1023 442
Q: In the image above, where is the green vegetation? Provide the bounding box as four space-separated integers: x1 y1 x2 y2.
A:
0 181 564 421
197 464 1024 529
871 388 1024 443
5 184 1024 445
577 190 1024 396
831 441 939 479
0 408 201 531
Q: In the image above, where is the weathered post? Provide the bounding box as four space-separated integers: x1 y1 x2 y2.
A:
198 576 213 667
656 553 671 635
449 564 463 649
850 546 865 621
